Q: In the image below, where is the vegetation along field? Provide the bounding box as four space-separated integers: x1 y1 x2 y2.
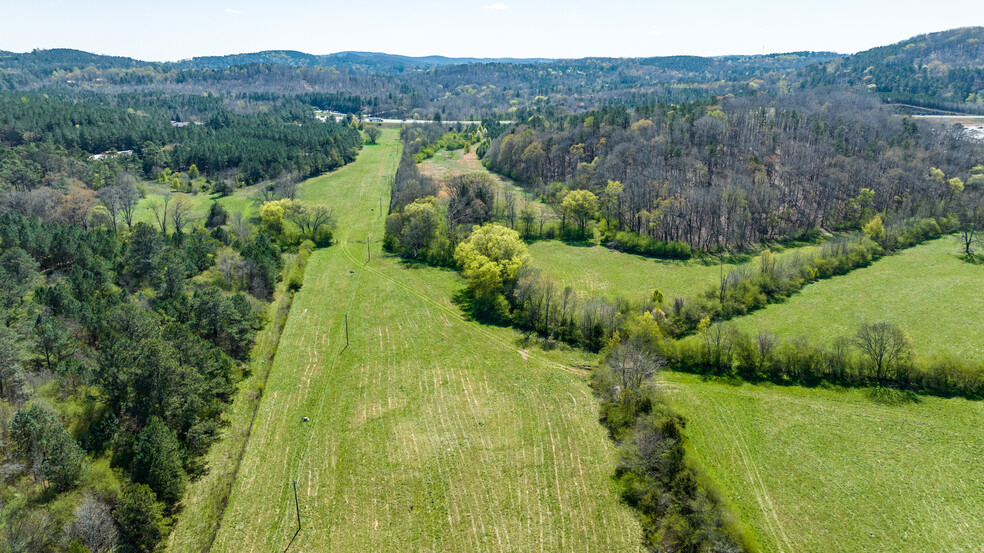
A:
663 372 984 553
206 129 640 552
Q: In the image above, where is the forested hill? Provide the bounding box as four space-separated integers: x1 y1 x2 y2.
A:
0 48 147 75
1 29 981 117
0 48 555 73
801 27 984 112
0 49 839 119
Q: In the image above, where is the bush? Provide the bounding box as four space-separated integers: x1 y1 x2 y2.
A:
605 230 692 259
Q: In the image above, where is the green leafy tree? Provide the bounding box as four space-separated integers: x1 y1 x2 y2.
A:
454 224 530 318
561 190 599 237
862 215 885 244
399 199 440 258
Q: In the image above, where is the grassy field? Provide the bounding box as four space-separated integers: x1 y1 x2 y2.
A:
529 240 820 302
730 236 984 361
133 182 258 226
201 129 641 552
662 371 984 553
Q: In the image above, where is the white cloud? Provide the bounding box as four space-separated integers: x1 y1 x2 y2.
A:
225 8 242 14
485 3 508 10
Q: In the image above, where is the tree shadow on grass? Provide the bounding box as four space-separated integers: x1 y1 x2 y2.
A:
560 236 596 248
959 252 984 265
393 255 457 272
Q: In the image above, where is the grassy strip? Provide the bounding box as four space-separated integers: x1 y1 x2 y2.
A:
167 250 309 553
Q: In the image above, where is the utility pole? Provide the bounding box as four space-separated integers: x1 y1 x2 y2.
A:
345 314 349 347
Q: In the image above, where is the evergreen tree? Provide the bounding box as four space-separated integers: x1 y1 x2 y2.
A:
113 482 169 553
9 404 86 492
132 417 185 505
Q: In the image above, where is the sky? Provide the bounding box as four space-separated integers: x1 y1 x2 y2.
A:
1 0 981 61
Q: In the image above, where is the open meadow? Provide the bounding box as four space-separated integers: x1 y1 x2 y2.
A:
729 237 984 361
201 129 641 552
529 240 820 302
134 182 257 226
662 371 984 553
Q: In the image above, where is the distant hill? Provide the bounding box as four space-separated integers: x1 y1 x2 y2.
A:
0 48 147 73
322 51 554 68
801 27 984 112
173 50 324 69
173 50 555 71
637 51 840 73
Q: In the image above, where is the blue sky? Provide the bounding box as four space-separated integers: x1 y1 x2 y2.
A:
1 0 980 60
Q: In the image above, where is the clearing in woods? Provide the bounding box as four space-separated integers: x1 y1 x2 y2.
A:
662 372 984 553
206 129 641 552
419 148 553 219
418 148 823 302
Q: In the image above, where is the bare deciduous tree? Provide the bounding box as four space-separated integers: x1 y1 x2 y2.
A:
230 211 252 243
99 174 141 232
855 322 912 382
149 192 172 233
170 195 194 235
285 203 336 242
607 339 664 393
66 495 118 553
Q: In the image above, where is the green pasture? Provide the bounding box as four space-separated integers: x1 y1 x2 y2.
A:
529 240 820 302
730 237 984 361
663 371 984 553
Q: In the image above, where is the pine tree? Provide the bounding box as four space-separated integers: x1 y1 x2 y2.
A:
132 417 185 504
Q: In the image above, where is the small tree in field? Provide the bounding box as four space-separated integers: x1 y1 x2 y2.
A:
364 125 382 145
957 196 983 257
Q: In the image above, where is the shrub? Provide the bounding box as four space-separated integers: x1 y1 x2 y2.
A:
605 230 692 259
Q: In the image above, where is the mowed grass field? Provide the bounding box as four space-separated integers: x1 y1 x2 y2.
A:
662 372 984 553
207 129 641 552
529 240 820 302
730 237 984 361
